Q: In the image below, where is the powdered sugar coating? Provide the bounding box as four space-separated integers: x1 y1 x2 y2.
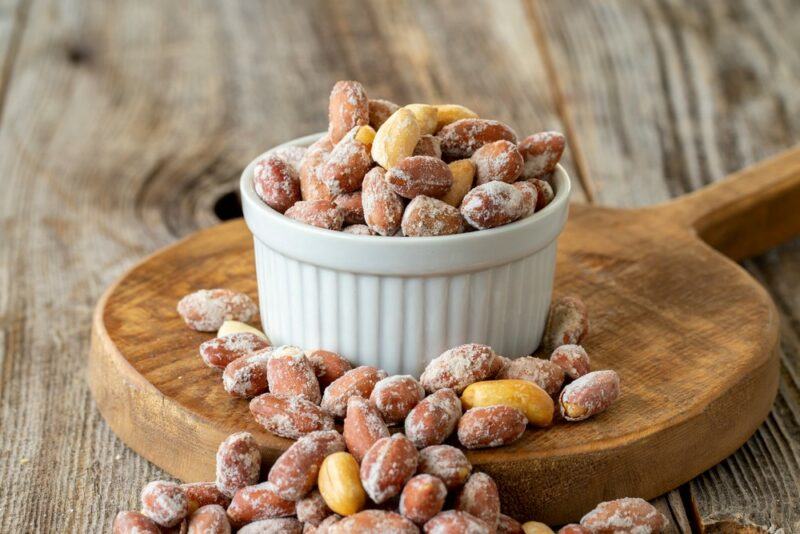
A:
342 224 375 236
560 370 620 422
199 332 270 370
518 131 565 179
186 504 229 534
543 296 589 352
268 430 346 501
557 525 590 534
401 196 464 237
296 490 331 526
497 514 524 534
215 432 261 498
424 510 491 533
329 510 418 534
361 167 405 236
222 348 273 398
413 135 442 159
267 145 307 175
359 434 419 504
457 405 527 449
460 181 525 230
455 473 500 530
250 393 335 439
437 118 517 159
404 388 462 449
580 497 668 534
399 474 447 525
386 156 453 199
306 349 353 388
417 445 472 489
321 366 388 418
526 178 555 210
550 344 590 380
300 135 334 201
140 481 188 528
328 81 369 144
420 343 498 394
513 180 539 218
370 375 425 424
472 140 524 185
496 356 565 397
237 517 303 534
321 132 372 196
254 154 301 213
344 396 390 462
267 345 321 404
113 511 160 534
285 200 345 231
226 482 296 526
333 191 365 225
177 289 257 332
369 98 401 130
180 482 231 514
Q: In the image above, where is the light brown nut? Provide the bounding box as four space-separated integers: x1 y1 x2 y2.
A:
113 511 160 534
321 366 388 418
254 154 301 213
227 482 296 526
343 396 390 462
424 510 490 533
405 104 439 135
267 145 307 176
559 370 620 422
199 333 271 370
437 118 517 159
434 104 479 131
318 451 367 516
321 131 372 196
296 490 331 526
404 389 462 449
342 224 375 236
472 140 524 185
333 191 365 225
177 289 258 332
455 472 500 531
417 445 471 489
268 430 346 501
543 296 589 352
300 136 335 201
370 375 425 424
497 514 524 534
222 349 273 399
522 521 555 534
550 345 590 380
372 108 422 169
457 405 527 449
526 178 554 210
420 343 499 394
328 81 369 144
460 181 524 230
329 510 418 534
311 514 342 534
413 135 443 159
215 432 261 498
238 518 303 534
556 525 590 534
355 125 377 147
141 481 188 528
369 98 401 130
386 156 453 199
285 200 345 231
513 181 539 218
187 504 229 534
496 356 565 397
267 345 321 404
180 482 231 515
402 196 464 237
250 393 335 439
306 349 354 388
362 167 405 236
440 160 475 208
518 132 565 179
360 433 419 504
399 474 447 525
581 497 667 533
461 379 554 427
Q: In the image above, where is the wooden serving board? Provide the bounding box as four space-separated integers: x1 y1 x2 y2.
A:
88 147 800 524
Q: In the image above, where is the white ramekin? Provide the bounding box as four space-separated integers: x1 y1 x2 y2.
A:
241 133 571 375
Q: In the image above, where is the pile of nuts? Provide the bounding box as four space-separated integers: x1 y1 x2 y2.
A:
252 81 564 236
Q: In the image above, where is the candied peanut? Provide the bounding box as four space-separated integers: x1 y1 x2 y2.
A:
199 332 270 370
372 108 421 169
285 200 345 231
557 525 590 534
424 510 491 533
342 224 375 236
386 156 453 199
518 131 565 179
498 514 524 534
321 366 388 418
318 452 367 516
362 167 405 236
543 296 589 352
268 430 346 501
455 473 500 530
250 393 334 439
180 482 231 515
496 356 565 397
177 289 257 332
359 434 419 504
369 375 425 424
401 196 464 237
559 370 620 422
329 510 417 534
399 474 446 525
333 191 365 225
417 445 471 489
226 482 296 526
434 104 479 131
306 349 353 388
437 118 517 159
296 490 331 526
238 518 303 534
405 103 439 135
186 504 229 534
343 396 390 462
368 98 400 130
420 343 499 394
458 405 527 449
439 160 475 208
405 388 462 449
254 154 302 213
514 181 539 218
300 135 334 201
580 498 667 533
222 349 273 398
461 379 554 427
215 432 261 498
113 511 160 534
460 181 525 230
140 481 188 528
328 81 369 144
526 178 554 210
320 129 372 196
472 140 524 185
550 345 590 380
267 345 321 404
413 134 443 158
267 145 307 175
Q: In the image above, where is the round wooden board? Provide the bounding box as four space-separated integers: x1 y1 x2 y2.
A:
89 203 780 524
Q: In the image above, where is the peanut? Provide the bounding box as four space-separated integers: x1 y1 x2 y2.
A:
417 445 471 489
368 98 400 130
343 396 390 462
329 510 418 534
461 379 554 427
371 108 421 169
268 430 346 501
113 511 160 534
177 289 257 332
460 181 525 230
518 131 565 179
226 482 296 526
238 518 303 534
580 497 667 533
498 514 525 534
401 196 464 237
186 504 229 534
354 125 376 147
457 405 527 449
250 393 335 439
140 481 188 528
180 482 231 515
455 472 500 530
328 81 369 144
216 320 268 340
369 375 425 424
496 356 565 397
405 388 462 449
424 510 491 533
359 434 419 504
267 345 321 404
362 167 405 236
543 296 589 352
472 140 524 185
222 349 273 398
386 156 453 199
321 366 388 418
318 452 367 516
440 160 475 208
215 432 261 498
306 349 353 388
550 345 590 380
420 343 499 394
404 103 439 135
437 118 517 159
321 129 372 196
199 332 270 370
254 154 301 213
559 370 620 422
285 200 345 231
399 474 446 525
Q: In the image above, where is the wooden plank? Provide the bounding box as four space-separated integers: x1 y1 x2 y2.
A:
535 0 800 530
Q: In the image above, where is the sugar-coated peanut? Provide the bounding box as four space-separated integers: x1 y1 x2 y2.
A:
518 131 565 179
321 128 373 196
180 482 230 515
266 145 307 175
318 452 367 516
300 135 335 201
306 349 353 388
513 180 539 218
437 118 517 159
417 445 472 489
461 379 554 427
285 200 345 231
268 430 346 501
186 504 229 534
266 345 321 404
238 518 303 534
371 108 421 169
559 370 620 422
405 388 462 449
523 521 556 534
222 349 273 398
543 296 589 352
557 525 591 534
386 156 453 199
140 481 188 528
216 320 268 340
113 511 160 534
498 513 525 534
399 474 446 525
472 139 524 185
321 366 388 418
342 224 375 235
199 332 270 370
369 375 425 424
368 98 400 130
550 344 590 379
457 405 527 449
420 343 499 394
434 104 479 131
226 482 296 526
496 356 565 397
333 191 365 225
580 497 668 533
328 510 418 534
460 181 525 230
455 472 500 530
250 393 334 439
343 396 390 463
328 81 369 144
359 434 419 504
254 154 301 213
401 196 464 237
362 167 405 236
404 104 439 135
296 490 331 526
215 432 261 498
424 510 491 533
177 289 258 332
527 178 555 210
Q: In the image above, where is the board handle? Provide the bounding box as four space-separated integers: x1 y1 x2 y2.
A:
655 144 800 261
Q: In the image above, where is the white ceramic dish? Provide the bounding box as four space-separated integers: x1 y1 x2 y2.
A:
241 133 571 375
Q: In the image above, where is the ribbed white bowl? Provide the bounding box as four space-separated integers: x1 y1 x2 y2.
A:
241 133 571 375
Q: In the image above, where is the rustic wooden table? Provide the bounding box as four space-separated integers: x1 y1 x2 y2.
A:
1 1 798 532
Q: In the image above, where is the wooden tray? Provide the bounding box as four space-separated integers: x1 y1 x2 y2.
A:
88 147 800 524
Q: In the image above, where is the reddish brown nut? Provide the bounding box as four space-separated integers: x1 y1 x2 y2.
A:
455 473 500 530
222 349 273 398
385 156 453 199
329 81 369 144
285 200 345 231
296 490 331 527
527 178 555 210
543 296 589 352
321 366 388 418
472 140 524 185
405 388 462 449
360 433 419 504
457 405 527 449
141 481 188 528
581 497 667 533
306 350 353 388
187 504 229 534
369 98 401 130
496 356 565 397
460 181 524 230
424 510 491 533
417 445 471 489
401 196 464 237
413 135 443 159
518 132 565 179
343 396 390 462
513 181 539 218
420 343 499 394
557 525 590 534
362 167 405 236
333 191 365 225
559 370 620 422
238 518 303 534
199 333 270 370
437 118 517 159
267 145 307 175
370 375 426 424
215 432 261 498
550 345 590 380
321 131 372 196
250 393 335 439
497 514 524 534
254 154 301 213
227 482 296 526
329 510 418 534
113 511 160 534
342 224 375 236
400 474 447 525
181 482 231 515
268 430 346 501
177 289 258 332
300 135 334 201
267 345 321 404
